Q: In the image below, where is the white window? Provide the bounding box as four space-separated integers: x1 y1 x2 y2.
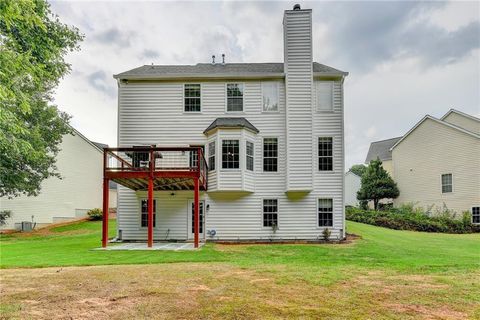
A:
184 84 201 112
318 198 333 227
316 82 333 112
141 199 156 227
222 140 239 169
441 174 452 193
226 83 244 112
208 141 215 171
263 199 278 228
318 137 333 171
262 82 279 112
263 138 278 172
246 141 254 171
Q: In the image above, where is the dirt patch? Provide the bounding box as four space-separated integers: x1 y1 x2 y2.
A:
387 303 468 320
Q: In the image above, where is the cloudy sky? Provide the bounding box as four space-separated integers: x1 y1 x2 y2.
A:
50 0 480 168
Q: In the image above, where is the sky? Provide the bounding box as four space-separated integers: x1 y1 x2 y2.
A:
50 0 480 168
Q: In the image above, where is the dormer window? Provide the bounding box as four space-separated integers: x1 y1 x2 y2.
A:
226 83 244 112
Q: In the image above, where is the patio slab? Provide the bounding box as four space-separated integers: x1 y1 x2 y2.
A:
95 242 204 251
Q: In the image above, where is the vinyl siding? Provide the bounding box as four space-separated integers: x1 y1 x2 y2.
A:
283 9 313 191
0 133 103 230
392 118 480 214
117 78 345 240
442 112 480 134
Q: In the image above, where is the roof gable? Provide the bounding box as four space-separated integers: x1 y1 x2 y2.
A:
390 115 480 151
441 108 480 123
365 137 402 163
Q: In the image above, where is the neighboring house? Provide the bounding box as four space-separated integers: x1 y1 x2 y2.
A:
365 137 402 176
375 109 479 222
0 126 104 230
106 5 348 246
344 171 361 207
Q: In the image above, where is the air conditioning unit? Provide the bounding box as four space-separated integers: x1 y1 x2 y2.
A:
21 221 33 232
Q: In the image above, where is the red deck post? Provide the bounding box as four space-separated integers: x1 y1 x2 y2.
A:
194 177 199 248
102 178 109 248
147 178 154 248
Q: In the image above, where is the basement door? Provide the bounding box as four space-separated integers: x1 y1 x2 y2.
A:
187 200 205 239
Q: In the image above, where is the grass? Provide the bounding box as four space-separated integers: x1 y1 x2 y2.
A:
1 220 479 319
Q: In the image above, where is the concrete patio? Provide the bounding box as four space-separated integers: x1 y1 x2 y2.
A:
95 242 204 251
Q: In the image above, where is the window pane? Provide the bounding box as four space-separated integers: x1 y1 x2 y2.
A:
318 137 333 171
441 174 452 193
262 82 279 112
317 82 333 111
263 138 278 172
227 84 244 111
141 199 156 227
246 141 254 171
263 199 278 227
473 207 480 224
184 84 201 112
222 140 239 169
318 198 333 227
208 141 215 171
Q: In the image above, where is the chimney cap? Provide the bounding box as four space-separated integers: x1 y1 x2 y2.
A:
293 4 301 10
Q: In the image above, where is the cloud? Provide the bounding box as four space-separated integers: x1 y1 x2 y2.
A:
142 49 160 59
87 71 115 98
93 28 134 47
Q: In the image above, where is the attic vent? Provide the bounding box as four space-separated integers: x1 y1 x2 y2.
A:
293 4 301 10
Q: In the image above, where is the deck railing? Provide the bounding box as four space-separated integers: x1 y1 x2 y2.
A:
104 146 208 189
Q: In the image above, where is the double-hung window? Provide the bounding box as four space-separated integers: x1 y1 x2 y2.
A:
472 207 480 224
184 84 201 112
246 141 254 171
226 83 244 112
141 199 156 227
263 138 278 172
262 82 279 112
222 140 239 169
318 199 333 227
316 81 333 112
208 141 216 171
318 137 333 171
263 199 278 228
441 174 452 193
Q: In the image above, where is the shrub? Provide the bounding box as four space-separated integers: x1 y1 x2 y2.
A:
0 210 12 226
322 228 331 241
87 208 103 221
345 206 480 234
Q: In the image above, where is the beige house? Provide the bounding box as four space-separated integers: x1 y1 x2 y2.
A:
365 136 402 176
389 109 479 220
0 126 105 230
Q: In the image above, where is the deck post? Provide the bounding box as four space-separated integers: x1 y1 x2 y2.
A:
148 177 154 248
102 178 109 248
194 177 199 248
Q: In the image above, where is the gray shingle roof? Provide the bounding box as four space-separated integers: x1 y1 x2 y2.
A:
91 141 108 150
204 117 259 134
365 137 402 163
114 62 347 79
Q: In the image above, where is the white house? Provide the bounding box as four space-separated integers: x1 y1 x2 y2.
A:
391 109 479 221
344 171 361 207
0 126 104 230
105 5 348 246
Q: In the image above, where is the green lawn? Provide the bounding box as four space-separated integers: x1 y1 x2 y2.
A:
1 219 478 272
1 220 479 319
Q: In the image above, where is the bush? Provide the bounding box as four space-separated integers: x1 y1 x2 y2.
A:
87 208 103 221
346 206 480 234
0 210 12 226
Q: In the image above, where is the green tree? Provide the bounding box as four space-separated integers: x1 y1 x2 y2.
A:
349 164 367 177
0 0 83 197
357 159 399 210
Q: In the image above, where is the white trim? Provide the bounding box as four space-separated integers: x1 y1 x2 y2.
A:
207 140 216 172
261 81 280 113
261 198 279 230
262 136 279 173
182 83 202 113
316 197 334 229
441 109 480 122
390 115 480 151
441 173 453 194
471 206 480 225
245 139 254 172
317 136 334 172
225 82 245 113
220 138 241 170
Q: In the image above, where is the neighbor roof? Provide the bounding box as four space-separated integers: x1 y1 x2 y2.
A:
92 141 108 150
441 108 480 123
365 137 402 163
114 62 347 80
203 117 259 134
